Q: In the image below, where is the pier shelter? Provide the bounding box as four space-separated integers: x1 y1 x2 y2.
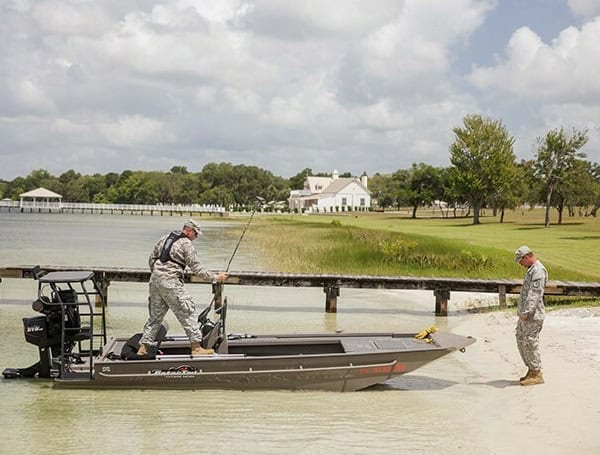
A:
19 187 62 210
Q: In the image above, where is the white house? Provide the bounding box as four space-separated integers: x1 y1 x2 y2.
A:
288 170 371 213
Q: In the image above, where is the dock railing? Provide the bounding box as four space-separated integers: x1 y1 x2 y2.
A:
2 265 600 316
0 200 226 215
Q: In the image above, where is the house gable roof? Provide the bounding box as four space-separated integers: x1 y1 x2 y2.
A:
305 176 333 193
20 187 63 198
322 178 370 195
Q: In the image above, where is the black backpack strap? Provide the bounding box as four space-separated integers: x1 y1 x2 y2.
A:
159 231 187 269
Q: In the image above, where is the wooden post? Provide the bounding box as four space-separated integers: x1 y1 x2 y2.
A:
323 284 339 313
213 282 224 311
498 284 507 309
434 288 450 316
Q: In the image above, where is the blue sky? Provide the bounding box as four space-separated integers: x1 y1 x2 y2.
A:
461 0 575 69
1 0 599 180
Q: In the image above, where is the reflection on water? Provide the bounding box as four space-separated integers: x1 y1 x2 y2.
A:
0 212 483 453
0 291 476 453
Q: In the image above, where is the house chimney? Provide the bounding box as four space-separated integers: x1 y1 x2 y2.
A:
332 169 339 180
361 171 368 188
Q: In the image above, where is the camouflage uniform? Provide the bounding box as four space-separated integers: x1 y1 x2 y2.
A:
516 260 548 370
140 231 216 346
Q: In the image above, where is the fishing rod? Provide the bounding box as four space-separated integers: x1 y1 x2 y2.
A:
225 196 265 272
199 196 265 341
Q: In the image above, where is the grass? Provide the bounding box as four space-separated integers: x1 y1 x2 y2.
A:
241 208 600 282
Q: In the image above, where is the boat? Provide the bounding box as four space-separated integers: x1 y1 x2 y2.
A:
2 269 475 392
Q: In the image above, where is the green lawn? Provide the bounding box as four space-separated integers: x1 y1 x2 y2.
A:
244 208 600 282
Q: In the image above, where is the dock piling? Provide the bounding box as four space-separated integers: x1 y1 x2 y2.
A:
324 283 340 313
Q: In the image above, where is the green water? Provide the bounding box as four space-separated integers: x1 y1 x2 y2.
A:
0 212 484 453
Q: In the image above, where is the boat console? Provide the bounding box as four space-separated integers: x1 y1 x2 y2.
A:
2 268 106 380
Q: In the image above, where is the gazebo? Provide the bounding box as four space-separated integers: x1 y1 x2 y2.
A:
19 187 63 209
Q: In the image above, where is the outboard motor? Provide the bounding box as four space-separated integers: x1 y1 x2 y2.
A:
3 288 83 379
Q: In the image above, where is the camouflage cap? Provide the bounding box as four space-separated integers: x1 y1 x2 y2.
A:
514 245 532 262
183 219 203 236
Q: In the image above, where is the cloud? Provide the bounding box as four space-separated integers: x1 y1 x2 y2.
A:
567 0 600 19
468 18 600 103
5 0 598 181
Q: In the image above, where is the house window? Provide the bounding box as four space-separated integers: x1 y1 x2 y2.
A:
341 197 347 206
360 198 365 206
316 185 322 191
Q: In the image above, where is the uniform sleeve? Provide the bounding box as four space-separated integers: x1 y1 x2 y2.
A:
148 238 163 271
181 241 216 281
523 268 546 315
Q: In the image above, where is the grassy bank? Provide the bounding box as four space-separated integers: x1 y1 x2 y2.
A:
242 209 600 282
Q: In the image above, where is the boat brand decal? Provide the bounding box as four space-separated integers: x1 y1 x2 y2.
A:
25 325 43 333
148 365 199 377
359 363 406 376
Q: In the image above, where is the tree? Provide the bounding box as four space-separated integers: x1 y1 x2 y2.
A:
407 163 444 218
590 163 600 217
489 160 527 223
288 168 312 190
388 169 412 209
170 166 188 174
556 159 595 218
449 114 517 224
367 173 392 209
534 127 588 227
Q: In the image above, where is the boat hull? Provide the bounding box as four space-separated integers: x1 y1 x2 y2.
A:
55 332 475 392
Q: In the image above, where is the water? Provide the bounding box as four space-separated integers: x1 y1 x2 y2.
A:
0 212 485 454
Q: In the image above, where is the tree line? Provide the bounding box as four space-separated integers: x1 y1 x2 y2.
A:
369 115 597 226
1 114 597 226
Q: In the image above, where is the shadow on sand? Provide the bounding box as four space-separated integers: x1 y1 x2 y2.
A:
471 378 520 388
367 374 459 391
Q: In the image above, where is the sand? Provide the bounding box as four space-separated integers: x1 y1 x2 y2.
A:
441 307 600 454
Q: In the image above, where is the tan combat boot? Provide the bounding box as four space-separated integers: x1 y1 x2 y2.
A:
519 368 532 382
137 343 149 356
520 369 544 386
191 341 214 356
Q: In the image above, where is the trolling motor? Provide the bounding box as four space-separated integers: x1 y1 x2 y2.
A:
2 287 84 379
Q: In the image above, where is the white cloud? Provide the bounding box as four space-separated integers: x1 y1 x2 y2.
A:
32 1 113 36
13 78 56 113
468 18 600 103
2 0 599 180
97 115 170 147
567 0 600 19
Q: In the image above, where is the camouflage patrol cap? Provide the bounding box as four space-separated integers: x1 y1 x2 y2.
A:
184 219 203 236
514 245 532 262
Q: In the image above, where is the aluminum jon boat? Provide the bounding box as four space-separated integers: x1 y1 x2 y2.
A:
2 270 475 392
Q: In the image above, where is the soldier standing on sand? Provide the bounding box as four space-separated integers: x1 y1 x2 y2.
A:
137 219 228 357
514 245 547 386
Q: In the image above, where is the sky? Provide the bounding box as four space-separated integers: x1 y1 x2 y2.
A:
1 0 599 180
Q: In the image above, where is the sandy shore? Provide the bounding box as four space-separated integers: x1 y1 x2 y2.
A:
441 307 600 454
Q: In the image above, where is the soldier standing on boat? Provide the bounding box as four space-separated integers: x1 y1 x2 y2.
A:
137 219 228 357
514 245 547 386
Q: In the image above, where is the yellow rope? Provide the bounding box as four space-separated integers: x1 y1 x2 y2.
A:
415 326 437 343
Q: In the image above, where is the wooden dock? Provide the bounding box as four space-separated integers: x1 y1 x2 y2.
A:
2 265 600 316
0 201 227 216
